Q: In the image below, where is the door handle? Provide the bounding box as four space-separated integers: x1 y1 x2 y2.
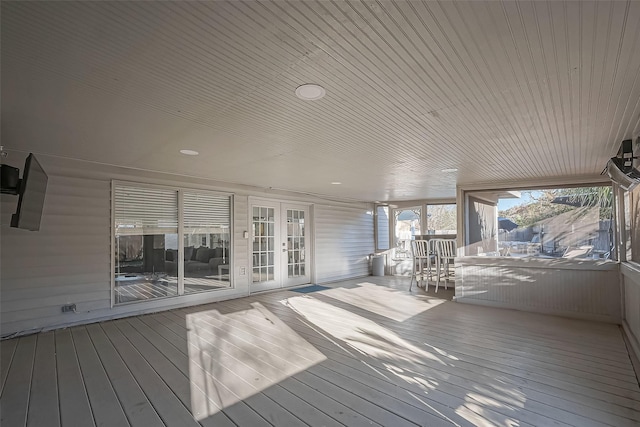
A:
282 248 287 252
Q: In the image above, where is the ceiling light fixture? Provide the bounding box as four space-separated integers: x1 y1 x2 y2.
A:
180 149 199 156
331 181 342 185
441 168 458 173
295 84 326 101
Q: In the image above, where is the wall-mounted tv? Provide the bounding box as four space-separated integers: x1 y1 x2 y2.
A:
10 154 48 231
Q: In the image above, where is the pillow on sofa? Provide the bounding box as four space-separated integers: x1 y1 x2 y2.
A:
195 247 211 263
184 246 194 261
213 247 223 258
165 249 178 262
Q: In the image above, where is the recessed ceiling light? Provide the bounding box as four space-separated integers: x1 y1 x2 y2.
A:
295 84 326 101
331 181 342 185
180 149 199 156
441 168 458 173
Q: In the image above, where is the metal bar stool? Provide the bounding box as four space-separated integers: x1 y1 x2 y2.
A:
409 240 430 291
435 239 456 292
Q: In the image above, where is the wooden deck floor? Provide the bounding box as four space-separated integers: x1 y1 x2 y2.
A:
1 277 639 427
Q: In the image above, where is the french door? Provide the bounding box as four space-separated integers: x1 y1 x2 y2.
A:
250 200 311 292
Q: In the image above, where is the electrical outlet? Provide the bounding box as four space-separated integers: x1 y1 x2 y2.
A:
61 303 76 313
239 267 246 275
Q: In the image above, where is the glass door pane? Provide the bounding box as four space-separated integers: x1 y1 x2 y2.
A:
113 185 178 304
252 205 277 287
286 209 305 278
183 192 232 294
281 204 310 288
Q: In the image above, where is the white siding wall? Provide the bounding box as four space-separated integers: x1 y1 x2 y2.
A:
621 264 640 361
0 156 372 336
1 175 112 335
456 257 621 323
314 205 374 283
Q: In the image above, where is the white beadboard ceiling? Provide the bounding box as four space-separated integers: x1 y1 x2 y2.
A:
2 1 640 201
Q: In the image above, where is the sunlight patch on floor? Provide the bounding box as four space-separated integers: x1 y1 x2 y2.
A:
281 295 446 366
458 401 520 427
317 281 446 322
185 302 326 420
282 294 530 427
453 379 528 427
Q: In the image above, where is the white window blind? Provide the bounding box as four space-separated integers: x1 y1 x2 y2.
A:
114 185 178 236
183 192 230 232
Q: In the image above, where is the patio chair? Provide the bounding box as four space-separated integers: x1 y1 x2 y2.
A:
409 240 431 291
435 239 456 292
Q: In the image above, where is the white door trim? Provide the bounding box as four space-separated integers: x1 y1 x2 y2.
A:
248 197 313 293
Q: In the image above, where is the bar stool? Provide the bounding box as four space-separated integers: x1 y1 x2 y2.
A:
409 240 430 291
435 239 456 292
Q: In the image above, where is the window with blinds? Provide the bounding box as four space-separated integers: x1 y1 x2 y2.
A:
183 191 231 294
113 183 232 304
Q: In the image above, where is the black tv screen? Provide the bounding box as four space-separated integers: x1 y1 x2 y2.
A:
11 154 48 231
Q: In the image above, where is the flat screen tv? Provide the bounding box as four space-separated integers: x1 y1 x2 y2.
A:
10 154 48 231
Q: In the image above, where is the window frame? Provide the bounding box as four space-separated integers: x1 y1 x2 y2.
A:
424 202 457 235
374 204 390 251
460 183 616 261
392 206 422 255
111 180 234 307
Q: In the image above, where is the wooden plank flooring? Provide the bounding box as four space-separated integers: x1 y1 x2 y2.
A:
1 276 639 426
